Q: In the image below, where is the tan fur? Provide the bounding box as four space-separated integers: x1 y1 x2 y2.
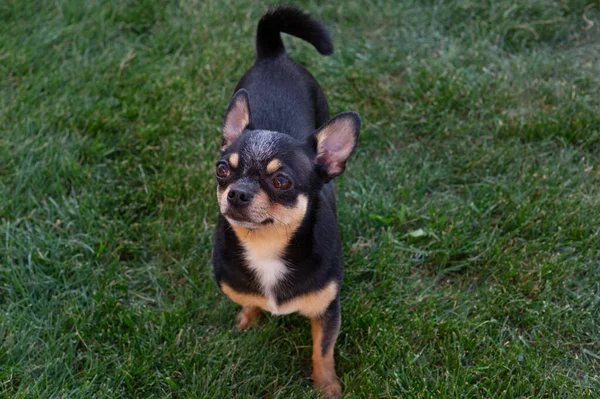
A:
230 193 308 251
217 178 309 231
216 185 232 215
311 318 341 398
229 153 239 168
221 281 337 318
236 306 262 330
229 194 309 310
266 158 282 174
232 221 289 259
278 281 338 317
270 193 308 230
221 283 268 308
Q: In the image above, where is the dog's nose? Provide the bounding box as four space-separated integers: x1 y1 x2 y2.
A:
228 187 254 207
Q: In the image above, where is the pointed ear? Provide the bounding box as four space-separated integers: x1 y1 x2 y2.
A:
311 112 361 178
222 89 251 151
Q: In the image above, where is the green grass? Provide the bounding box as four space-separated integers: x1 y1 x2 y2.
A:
1 0 600 397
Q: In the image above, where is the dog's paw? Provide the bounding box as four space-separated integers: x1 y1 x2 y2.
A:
236 313 252 331
313 377 341 398
236 307 261 331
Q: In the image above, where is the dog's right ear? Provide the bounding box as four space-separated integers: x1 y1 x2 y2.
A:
222 89 251 151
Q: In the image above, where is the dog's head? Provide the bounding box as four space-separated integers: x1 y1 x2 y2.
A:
215 89 360 231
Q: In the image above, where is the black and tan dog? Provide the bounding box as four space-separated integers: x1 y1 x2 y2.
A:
212 6 360 397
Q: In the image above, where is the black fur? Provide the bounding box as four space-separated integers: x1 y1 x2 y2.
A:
235 7 333 139
212 6 359 395
213 4 349 299
318 297 341 356
256 6 333 59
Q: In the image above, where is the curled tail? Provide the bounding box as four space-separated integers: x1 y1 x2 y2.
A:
256 6 334 59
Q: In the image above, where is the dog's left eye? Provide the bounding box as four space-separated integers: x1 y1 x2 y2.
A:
216 162 230 178
272 174 292 190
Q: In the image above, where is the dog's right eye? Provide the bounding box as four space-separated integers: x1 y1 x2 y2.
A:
272 174 292 190
216 162 230 178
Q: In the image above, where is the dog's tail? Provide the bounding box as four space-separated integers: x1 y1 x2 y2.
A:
256 6 333 60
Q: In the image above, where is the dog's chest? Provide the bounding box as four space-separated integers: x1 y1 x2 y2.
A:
228 222 301 314
221 226 338 318
242 244 289 314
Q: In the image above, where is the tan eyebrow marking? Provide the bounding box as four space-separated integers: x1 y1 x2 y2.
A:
266 159 282 174
229 153 239 168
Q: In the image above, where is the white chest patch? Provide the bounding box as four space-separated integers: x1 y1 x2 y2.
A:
248 262 288 314
236 232 290 314
227 194 309 315
244 248 288 295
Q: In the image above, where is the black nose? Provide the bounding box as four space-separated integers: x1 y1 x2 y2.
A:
228 187 254 207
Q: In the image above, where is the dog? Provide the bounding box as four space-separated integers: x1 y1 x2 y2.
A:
212 6 360 397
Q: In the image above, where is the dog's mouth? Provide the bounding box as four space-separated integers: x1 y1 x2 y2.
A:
224 210 274 229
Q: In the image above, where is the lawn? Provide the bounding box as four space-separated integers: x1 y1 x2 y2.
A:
1 0 600 397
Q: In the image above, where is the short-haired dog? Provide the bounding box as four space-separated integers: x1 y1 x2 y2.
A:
212 6 360 397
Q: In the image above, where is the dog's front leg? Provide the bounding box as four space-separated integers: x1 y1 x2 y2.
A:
311 298 341 398
236 306 262 331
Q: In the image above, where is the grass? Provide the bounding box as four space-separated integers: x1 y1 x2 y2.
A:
1 0 600 397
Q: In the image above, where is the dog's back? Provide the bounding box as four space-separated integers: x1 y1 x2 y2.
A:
234 6 333 140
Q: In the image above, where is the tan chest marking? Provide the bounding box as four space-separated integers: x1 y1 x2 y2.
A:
221 281 338 318
278 281 338 317
232 220 290 296
221 283 268 309
231 194 308 296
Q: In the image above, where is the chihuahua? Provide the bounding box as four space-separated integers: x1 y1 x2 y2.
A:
212 6 360 397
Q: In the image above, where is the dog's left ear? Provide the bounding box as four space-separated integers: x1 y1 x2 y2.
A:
311 112 361 178
222 89 252 151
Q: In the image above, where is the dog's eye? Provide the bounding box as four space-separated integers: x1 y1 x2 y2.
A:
216 162 230 178
272 174 292 190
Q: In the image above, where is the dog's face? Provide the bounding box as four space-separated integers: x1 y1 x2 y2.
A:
216 130 312 230
216 89 360 231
